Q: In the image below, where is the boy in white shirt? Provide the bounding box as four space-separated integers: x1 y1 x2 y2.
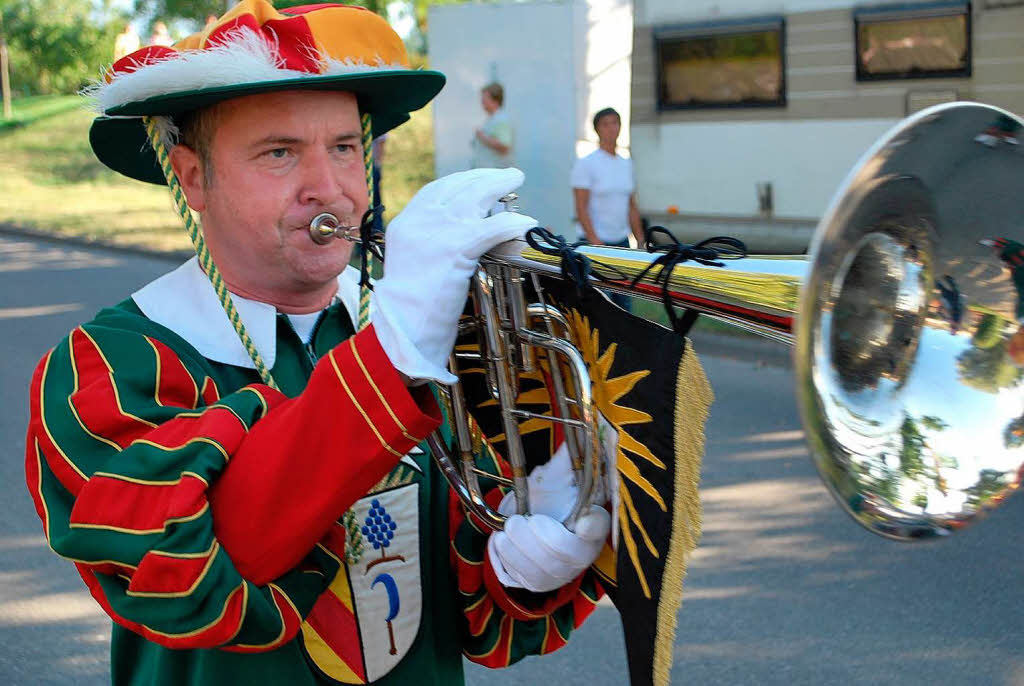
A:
570 107 644 248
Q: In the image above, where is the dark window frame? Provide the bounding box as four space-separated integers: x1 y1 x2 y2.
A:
854 2 972 81
654 16 787 111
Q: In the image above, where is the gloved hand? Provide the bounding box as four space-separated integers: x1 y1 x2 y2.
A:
496 441 577 522
487 442 611 593
487 506 610 593
496 416 619 526
372 168 537 383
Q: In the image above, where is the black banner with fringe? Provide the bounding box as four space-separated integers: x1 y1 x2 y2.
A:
458 277 713 686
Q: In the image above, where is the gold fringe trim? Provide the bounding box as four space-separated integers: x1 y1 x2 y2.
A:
368 468 415 495
653 345 713 686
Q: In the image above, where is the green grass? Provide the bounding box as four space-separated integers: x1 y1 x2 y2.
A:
0 106 190 251
0 101 436 253
0 95 83 132
379 105 434 223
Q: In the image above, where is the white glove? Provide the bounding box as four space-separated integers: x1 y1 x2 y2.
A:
497 441 577 522
372 168 537 383
488 442 610 593
498 419 619 526
488 505 610 593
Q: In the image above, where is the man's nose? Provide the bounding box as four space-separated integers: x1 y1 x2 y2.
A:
298 148 350 208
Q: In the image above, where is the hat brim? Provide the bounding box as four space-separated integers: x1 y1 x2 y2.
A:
92 69 443 185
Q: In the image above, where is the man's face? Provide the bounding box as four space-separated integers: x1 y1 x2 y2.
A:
481 91 498 114
172 89 367 308
595 114 621 146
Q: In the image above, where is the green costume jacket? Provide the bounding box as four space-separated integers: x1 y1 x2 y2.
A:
26 259 603 685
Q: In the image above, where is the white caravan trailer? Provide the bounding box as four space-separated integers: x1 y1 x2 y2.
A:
630 0 1024 251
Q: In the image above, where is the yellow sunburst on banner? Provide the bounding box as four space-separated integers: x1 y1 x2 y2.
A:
565 309 663 598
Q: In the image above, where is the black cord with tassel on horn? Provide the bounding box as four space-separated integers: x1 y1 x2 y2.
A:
356 204 386 292
525 227 594 296
631 226 747 337
524 227 638 294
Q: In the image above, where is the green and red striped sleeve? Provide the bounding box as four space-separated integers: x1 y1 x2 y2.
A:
447 447 607 668
25 322 438 651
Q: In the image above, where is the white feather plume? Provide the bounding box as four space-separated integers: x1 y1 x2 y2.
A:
84 28 406 115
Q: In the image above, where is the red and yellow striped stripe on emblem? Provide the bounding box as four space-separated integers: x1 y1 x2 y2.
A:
302 523 367 683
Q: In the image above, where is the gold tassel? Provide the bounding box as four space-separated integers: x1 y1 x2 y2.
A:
653 345 713 686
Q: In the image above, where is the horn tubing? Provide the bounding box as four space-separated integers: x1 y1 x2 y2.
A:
482 241 806 344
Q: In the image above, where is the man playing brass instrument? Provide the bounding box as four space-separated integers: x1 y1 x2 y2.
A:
24 2 611 683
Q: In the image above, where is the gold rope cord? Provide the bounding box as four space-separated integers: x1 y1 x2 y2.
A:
343 112 376 564
653 345 713 686
143 116 280 390
358 113 374 331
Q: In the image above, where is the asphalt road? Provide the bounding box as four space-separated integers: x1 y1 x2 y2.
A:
0 235 1021 686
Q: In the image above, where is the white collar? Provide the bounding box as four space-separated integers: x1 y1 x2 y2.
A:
132 257 362 369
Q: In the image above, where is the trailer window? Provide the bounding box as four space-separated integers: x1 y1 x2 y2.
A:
655 18 786 110
855 3 971 80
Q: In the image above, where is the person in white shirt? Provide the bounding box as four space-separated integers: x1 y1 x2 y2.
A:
471 82 514 169
570 107 644 249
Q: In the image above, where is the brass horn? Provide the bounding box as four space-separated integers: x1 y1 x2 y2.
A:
314 102 1024 540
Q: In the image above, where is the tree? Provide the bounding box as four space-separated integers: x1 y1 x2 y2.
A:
135 0 388 25
1 0 123 96
964 469 1009 508
1004 414 1024 449
1 12 12 117
956 339 1023 394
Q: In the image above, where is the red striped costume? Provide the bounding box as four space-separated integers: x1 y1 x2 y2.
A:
26 279 604 685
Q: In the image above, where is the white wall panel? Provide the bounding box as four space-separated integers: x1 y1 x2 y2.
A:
430 2 578 231
637 0 937 26
577 0 635 149
632 118 900 218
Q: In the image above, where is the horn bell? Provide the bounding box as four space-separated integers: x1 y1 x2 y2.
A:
798 102 1024 540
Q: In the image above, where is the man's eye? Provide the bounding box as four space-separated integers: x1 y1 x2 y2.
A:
266 148 289 159
335 144 355 154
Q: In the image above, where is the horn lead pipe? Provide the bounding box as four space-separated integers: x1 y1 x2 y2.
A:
309 212 360 245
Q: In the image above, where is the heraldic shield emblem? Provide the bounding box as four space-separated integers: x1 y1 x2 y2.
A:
299 477 423 683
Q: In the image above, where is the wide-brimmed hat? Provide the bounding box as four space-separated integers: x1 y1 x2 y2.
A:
88 0 445 184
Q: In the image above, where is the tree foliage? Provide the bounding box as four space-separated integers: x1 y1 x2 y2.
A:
133 0 487 53
134 0 389 26
965 469 1009 508
1 0 124 96
956 340 1023 394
